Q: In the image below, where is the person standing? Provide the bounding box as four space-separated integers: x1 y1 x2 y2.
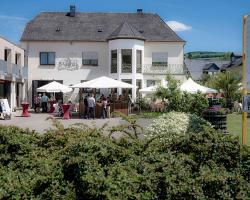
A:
102 97 108 119
87 94 96 119
41 93 49 113
34 94 41 113
84 95 89 119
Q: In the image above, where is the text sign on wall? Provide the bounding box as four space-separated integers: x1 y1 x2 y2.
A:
57 58 79 71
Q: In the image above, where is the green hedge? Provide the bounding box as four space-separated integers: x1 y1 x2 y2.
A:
0 120 250 199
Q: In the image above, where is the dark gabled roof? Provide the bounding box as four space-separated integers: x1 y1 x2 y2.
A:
221 57 242 70
20 12 185 42
220 63 230 71
107 22 145 41
231 52 242 58
185 58 230 80
202 63 220 71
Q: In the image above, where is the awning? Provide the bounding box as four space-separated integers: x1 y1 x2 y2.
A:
180 78 217 94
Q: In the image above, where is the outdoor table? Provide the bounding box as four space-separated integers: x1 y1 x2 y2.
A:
62 104 70 120
21 102 30 117
48 100 56 113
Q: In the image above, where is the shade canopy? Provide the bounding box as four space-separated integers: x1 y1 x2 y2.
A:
139 85 158 94
71 76 136 89
180 78 217 94
139 81 168 95
36 81 72 93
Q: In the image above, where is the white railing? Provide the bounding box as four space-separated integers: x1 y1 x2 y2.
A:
136 64 142 73
142 64 184 74
122 64 132 73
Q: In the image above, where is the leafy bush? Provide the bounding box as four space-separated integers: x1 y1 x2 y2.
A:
155 75 209 116
0 119 250 199
134 97 150 111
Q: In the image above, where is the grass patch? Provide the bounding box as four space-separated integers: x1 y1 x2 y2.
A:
133 112 164 119
227 113 250 145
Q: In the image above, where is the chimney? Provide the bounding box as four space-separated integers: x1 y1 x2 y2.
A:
69 5 76 17
137 9 143 14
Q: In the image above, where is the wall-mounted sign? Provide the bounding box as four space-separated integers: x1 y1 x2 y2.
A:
58 58 79 71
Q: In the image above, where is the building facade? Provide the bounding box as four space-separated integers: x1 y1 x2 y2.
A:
0 36 27 109
21 7 185 102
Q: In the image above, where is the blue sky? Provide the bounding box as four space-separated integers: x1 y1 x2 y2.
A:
0 0 249 52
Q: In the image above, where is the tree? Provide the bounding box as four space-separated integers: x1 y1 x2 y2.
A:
154 74 208 116
207 71 242 108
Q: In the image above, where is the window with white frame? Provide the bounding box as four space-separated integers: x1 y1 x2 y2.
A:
82 52 98 66
152 52 168 66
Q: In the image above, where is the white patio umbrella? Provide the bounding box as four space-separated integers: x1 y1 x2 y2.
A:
36 81 72 93
139 85 158 94
180 78 217 94
139 81 168 95
71 76 136 89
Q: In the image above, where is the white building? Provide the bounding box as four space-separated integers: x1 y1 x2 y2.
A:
0 36 27 109
21 6 186 103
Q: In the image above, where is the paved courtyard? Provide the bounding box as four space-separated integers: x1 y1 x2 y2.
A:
0 110 152 135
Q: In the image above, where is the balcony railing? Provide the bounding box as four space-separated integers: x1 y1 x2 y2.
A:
12 64 21 78
111 64 117 73
0 59 25 79
136 64 142 73
0 59 8 75
22 66 28 79
122 64 132 73
142 64 184 74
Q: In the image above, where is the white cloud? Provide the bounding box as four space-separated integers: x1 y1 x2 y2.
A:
166 21 192 32
0 15 28 21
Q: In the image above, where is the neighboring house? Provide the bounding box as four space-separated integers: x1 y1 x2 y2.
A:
0 36 27 109
221 53 242 74
20 6 186 102
202 63 220 75
185 58 230 80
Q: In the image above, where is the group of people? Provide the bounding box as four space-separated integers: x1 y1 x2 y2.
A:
33 93 54 113
83 94 108 119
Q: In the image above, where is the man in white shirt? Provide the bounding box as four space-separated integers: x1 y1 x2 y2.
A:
87 94 96 119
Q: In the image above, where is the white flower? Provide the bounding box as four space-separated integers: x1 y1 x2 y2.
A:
145 111 210 139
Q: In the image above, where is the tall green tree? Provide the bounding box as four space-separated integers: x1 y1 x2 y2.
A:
207 71 242 108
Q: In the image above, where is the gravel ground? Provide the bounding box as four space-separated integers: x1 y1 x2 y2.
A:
0 110 153 136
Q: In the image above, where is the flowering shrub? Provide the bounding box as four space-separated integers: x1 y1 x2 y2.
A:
146 111 211 138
